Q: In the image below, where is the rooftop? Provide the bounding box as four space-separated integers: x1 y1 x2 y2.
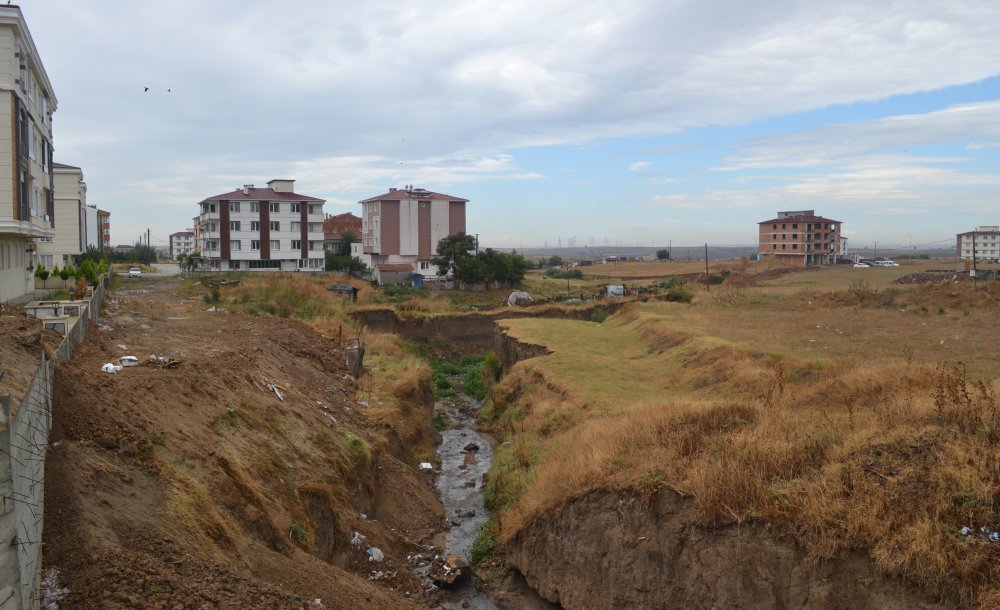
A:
360 187 468 204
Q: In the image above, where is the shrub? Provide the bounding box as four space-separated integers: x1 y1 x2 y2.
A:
590 307 608 323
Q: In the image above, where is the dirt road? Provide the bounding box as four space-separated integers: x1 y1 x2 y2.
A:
43 278 445 608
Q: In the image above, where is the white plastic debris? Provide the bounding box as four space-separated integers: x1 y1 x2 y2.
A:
116 344 129 350
419 462 434 471
350 532 366 548
991 532 1000 543
118 356 139 367
961 526 973 536
100 363 123 374
366 547 384 562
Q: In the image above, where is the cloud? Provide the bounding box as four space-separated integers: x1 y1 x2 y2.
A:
628 161 652 171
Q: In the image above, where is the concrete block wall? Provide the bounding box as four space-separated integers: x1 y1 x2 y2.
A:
0 272 109 609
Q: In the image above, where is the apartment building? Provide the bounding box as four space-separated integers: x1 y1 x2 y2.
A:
0 6 57 303
758 210 843 267
323 212 362 252
35 162 86 269
195 179 325 271
357 186 468 275
97 209 110 252
169 231 195 258
956 226 1000 263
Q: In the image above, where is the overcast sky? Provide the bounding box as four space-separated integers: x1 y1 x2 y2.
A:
21 0 1000 250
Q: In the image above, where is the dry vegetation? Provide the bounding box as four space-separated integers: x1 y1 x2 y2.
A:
481 276 1000 606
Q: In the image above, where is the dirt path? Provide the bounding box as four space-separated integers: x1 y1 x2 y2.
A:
43 278 445 608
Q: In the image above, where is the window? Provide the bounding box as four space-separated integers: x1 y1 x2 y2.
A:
792 244 798 250
792 224 798 229
419 261 430 270
270 240 280 251
229 201 240 213
781 244 786 250
250 201 259 212
310 204 322 214
250 221 260 231
791 234 797 239
290 203 300 213
251 240 260 250
40 254 53 269
269 202 280 213
772 224 777 229
291 221 301 232
231 240 241 251
27 120 34 159
229 221 240 231
291 240 302 250
209 203 216 213
269 221 280 231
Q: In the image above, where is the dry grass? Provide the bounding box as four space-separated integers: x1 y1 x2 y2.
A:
483 285 1000 604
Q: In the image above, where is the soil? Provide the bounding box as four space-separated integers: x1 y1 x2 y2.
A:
0 304 62 404
42 279 447 609
507 489 955 610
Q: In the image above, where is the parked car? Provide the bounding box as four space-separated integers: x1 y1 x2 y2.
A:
128 267 142 279
853 262 871 268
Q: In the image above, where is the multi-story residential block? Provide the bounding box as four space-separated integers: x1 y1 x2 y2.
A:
169 231 195 258
35 162 86 270
957 226 1000 262
195 179 325 271
191 216 202 254
0 6 57 303
357 186 468 276
97 209 110 252
758 210 843 267
323 212 362 252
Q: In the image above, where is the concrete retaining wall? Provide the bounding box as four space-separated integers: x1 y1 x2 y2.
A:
0 272 109 609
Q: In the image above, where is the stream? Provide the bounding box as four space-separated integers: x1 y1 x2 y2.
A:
433 391 499 609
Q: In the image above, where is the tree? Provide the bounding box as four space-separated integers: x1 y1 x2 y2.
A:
432 232 477 277
338 229 358 256
547 255 563 268
656 249 670 261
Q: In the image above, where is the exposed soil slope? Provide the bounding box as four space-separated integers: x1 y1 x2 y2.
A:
44 279 444 609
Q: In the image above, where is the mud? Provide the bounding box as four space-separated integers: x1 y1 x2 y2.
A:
507 489 954 610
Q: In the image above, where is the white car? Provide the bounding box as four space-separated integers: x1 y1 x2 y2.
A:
128 267 142 279
853 262 871 268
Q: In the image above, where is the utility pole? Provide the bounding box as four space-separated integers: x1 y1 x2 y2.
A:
874 241 877 259
668 239 673 261
704 243 710 292
972 231 978 286
475 233 479 255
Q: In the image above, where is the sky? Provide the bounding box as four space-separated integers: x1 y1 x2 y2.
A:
19 0 1000 251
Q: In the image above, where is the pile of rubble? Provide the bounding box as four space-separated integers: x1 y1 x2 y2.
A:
893 272 965 285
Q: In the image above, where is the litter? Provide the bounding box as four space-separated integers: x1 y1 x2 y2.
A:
992 532 1000 543
463 442 480 452
961 526 973 536
100 363 123 374
350 532 366 548
366 546 384 562
419 462 434 471
116 344 129 350
118 356 139 367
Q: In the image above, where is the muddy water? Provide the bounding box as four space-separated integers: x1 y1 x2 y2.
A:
434 392 499 610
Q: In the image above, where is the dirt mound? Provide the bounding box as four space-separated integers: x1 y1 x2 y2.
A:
0 306 62 402
894 272 964 285
43 280 443 608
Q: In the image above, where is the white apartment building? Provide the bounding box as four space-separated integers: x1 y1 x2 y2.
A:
957 226 1000 262
169 231 195 258
357 186 468 276
196 179 325 271
35 162 86 270
0 6 57 303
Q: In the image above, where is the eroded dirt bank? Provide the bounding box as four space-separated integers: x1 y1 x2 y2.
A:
507 489 953 610
351 303 623 352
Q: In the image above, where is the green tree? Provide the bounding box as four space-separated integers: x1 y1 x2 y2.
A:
432 232 477 277
656 249 670 260
338 229 358 256
547 255 563 267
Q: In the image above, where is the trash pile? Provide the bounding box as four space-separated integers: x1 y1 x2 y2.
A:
100 353 181 373
893 272 962 285
960 526 1000 543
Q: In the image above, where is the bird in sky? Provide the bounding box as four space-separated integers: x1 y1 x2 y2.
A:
144 87 149 92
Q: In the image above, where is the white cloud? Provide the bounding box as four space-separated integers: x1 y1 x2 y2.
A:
628 161 652 171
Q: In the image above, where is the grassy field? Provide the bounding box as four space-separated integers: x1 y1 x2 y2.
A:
481 276 1000 606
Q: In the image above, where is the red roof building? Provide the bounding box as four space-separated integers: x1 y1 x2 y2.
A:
323 212 362 252
758 210 843 266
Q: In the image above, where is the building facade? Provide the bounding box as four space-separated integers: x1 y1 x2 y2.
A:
35 162 86 270
169 231 195 258
323 212 362 252
357 186 467 276
96 209 110 252
758 210 842 267
0 6 57 303
195 179 325 271
956 226 1000 262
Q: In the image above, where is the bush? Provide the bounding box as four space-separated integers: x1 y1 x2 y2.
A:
544 268 584 280
590 307 608 323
